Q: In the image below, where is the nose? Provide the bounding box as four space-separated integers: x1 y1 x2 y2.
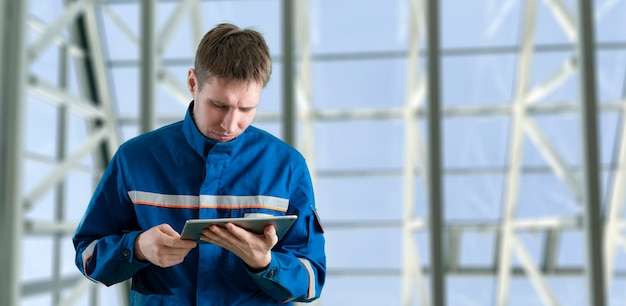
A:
221 109 238 133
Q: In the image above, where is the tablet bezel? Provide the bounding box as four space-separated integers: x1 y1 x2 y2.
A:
180 215 298 243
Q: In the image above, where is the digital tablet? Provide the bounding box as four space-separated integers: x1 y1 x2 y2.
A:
180 215 298 243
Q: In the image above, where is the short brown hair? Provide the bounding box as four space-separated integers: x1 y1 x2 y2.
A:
194 23 272 89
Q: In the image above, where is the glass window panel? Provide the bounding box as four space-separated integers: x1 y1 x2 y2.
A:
252 122 281 140
442 54 516 105
260 61 282 113
441 0 521 48
23 186 56 223
61 291 89 306
323 276 402 305
156 2 196 60
30 44 61 86
597 50 626 102
22 161 55 205
447 276 494 305
557 230 584 266
313 120 405 170
415 231 431 265
508 278 545 306
60 238 81 277
199 0 281 55
517 173 580 218
22 295 52 306
156 84 189 117
100 2 140 61
155 64 192 116
600 112 619 166
445 174 504 221
595 0 626 42
120 124 139 142
534 0 575 45
98 286 124 306
326 228 402 269
443 116 509 168
609 279 626 306
316 176 408 221
158 1 282 58
110 66 139 116
548 277 586 306
611 242 626 272
30 0 64 25
308 0 408 53
312 58 407 109
22 237 54 280
67 112 94 168
25 97 58 158
65 170 96 222
459 231 496 267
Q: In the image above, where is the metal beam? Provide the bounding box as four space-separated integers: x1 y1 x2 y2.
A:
402 0 429 304
510 235 560 306
425 0 445 305
80 3 120 160
294 0 317 173
497 0 538 304
0 1 27 305
281 0 296 146
27 0 95 61
140 0 156 133
542 0 576 41
576 0 606 305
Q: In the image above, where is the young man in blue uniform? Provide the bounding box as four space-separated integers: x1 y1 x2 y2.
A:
73 23 326 305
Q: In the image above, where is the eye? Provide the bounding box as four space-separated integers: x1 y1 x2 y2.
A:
212 101 227 109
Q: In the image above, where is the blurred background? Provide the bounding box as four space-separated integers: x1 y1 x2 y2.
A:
1 0 625 305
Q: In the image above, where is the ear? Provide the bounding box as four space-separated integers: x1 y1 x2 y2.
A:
187 68 197 95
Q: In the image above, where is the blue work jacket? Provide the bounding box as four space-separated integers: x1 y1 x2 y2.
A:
73 103 326 305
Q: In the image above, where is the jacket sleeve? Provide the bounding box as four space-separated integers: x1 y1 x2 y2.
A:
72 151 150 286
247 165 326 303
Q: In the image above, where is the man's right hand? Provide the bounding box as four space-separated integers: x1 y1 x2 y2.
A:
134 223 197 268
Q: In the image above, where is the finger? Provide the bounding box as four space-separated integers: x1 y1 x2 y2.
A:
155 225 196 249
157 223 179 237
199 226 226 243
224 222 249 239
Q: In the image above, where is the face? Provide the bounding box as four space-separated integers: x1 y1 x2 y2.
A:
188 69 262 142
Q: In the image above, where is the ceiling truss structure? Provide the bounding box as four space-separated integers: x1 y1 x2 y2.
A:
0 0 624 305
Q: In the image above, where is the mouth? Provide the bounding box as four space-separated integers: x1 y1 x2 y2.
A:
212 132 234 142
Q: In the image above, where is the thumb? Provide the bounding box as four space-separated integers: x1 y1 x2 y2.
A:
264 224 278 244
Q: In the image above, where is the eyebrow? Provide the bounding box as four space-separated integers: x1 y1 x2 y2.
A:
209 99 257 110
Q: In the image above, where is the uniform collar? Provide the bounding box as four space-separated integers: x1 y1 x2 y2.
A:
183 101 245 159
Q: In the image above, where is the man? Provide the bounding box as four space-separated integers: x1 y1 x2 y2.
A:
73 23 326 305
